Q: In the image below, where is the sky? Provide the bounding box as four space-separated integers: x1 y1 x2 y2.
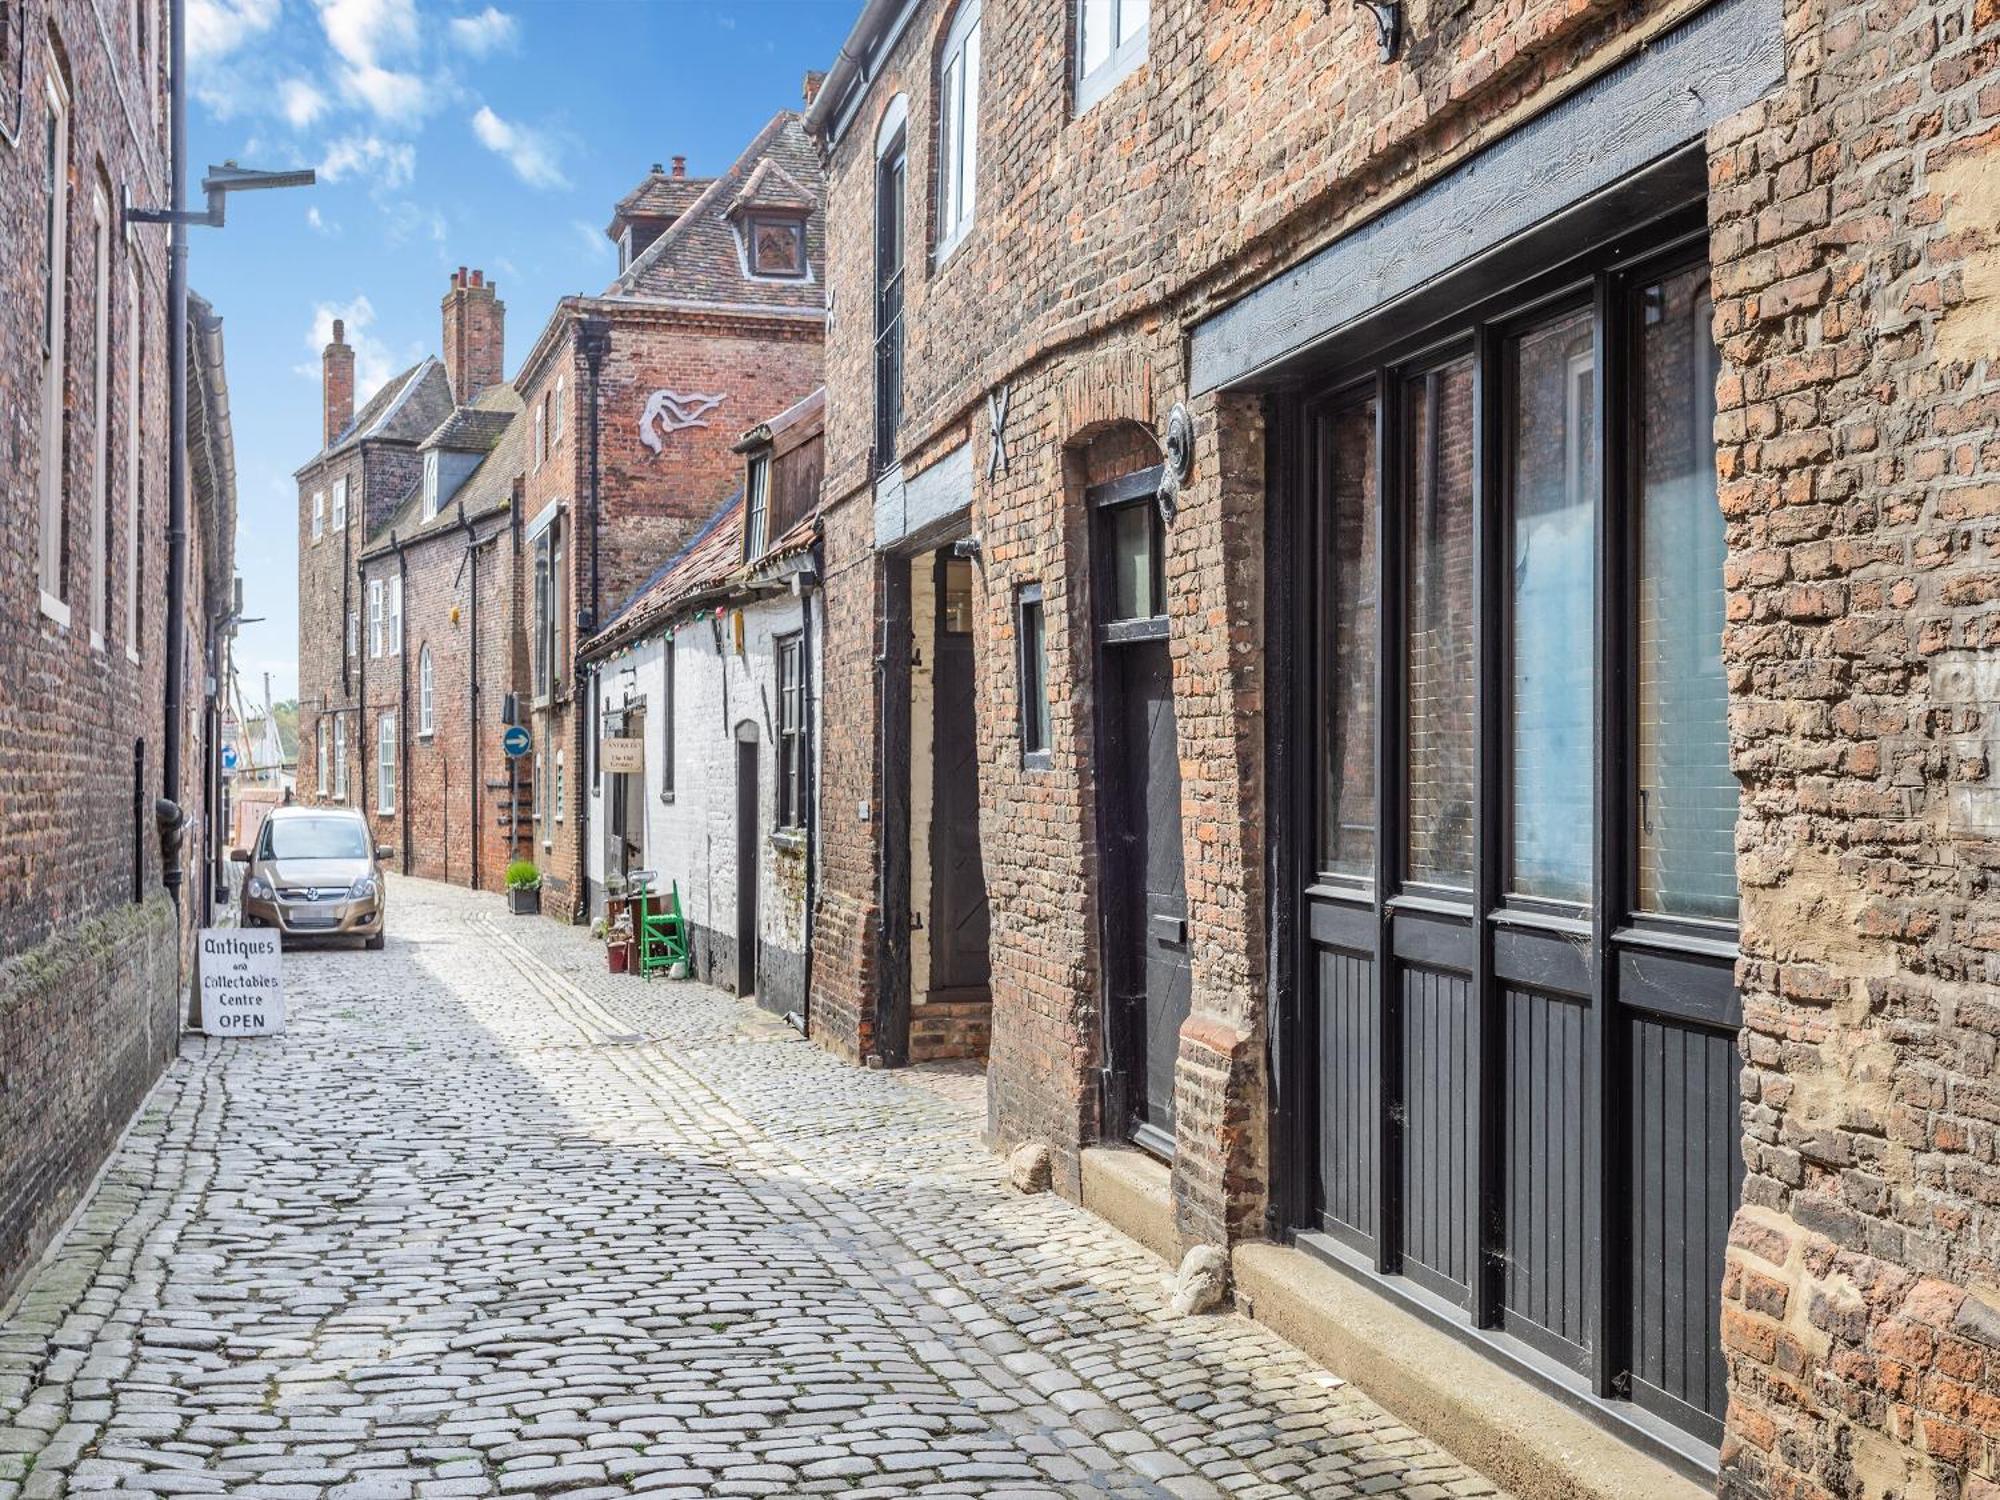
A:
186 0 856 706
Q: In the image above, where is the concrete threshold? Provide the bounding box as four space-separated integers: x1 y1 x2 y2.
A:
1233 1241 1710 1500
1080 1145 1177 1265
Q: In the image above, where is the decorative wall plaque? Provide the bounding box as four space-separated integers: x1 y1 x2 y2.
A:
639 390 726 453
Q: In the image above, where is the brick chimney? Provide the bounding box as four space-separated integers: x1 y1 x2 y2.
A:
323 318 355 447
802 70 826 107
671 155 686 178
440 266 505 406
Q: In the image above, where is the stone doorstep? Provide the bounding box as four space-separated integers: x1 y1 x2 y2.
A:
1080 1146 1178 1266
1232 1242 1711 1500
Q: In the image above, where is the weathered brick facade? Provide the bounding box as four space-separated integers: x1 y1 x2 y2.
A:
803 0 2000 1492
0 0 235 1304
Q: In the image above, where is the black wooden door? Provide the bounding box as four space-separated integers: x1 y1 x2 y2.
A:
1113 639 1190 1150
1287 231 1744 1456
929 586 990 997
736 738 758 998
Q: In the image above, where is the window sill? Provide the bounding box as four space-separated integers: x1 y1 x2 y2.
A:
39 591 70 629
658 790 676 805
1022 749 1054 772
1075 41 1147 116
771 828 806 854
933 222 974 273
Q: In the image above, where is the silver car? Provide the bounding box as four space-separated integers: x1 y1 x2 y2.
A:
233 807 389 948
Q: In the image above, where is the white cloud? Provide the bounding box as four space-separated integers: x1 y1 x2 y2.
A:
316 0 432 122
343 61 431 121
572 219 614 263
306 205 339 235
298 295 414 406
280 78 331 128
318 133 417 190
471 105 565 189
380 199 450 255
449 6 517 56
188 0 278 63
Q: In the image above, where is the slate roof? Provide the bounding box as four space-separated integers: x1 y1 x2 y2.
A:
605 111 827 311
726 157 816 217
361 384 526 557
298 358 454 475
420 404 515 454
609 166 715 233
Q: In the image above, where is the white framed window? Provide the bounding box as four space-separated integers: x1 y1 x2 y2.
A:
389 575 403 656
368 578 384 657
420 452 440 522
89 185 111 647
333 715 349 800
936 0 981 259
418 645 435 736
332 475 348 529
553 373 566 442
1077 0 1148 113
317 719 329 796
533 751 544 823
347 608 358 660
312 489 325 541
40 56 72 626
533 403 546 471
555 749 565 823
377 713 396 813
744 453 770 560
124 261 141 659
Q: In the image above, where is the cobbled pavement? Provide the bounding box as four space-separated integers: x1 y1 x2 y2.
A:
0 877 1505 1499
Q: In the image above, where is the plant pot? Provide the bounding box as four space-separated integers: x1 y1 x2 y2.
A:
508 885 540 915
608 941 629 974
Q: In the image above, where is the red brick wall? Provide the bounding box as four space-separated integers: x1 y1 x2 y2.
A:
1713 2 2000 1496
441 268 504 405
0 0 190 1304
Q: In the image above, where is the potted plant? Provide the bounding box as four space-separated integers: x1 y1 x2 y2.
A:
506 860 542 915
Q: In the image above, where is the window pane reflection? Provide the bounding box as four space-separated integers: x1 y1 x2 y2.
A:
1322 398 1378 878
1637 266 1736 920
1405 358 1476 889
1110 502 1160 621
1507 310 1596 904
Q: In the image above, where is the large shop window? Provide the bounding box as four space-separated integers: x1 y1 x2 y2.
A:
1288 221 1741 1462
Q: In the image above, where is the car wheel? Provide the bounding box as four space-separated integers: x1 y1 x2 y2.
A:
365 933 385 951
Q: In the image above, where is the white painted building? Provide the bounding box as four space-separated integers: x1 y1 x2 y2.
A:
582 391 825 1020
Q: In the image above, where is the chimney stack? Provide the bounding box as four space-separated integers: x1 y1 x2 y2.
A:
441 266 506 406
802 70 826 107
323 318 354 447
671 155 686 178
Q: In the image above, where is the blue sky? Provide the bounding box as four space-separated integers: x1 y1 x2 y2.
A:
186 0 855 704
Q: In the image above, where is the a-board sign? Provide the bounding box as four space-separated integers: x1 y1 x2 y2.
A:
600 737 644 773
200 929 285 1036
502 724 532 759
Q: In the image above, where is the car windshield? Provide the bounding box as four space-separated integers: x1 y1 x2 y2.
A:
264 817 368 861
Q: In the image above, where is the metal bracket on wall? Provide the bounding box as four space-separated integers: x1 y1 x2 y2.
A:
1352 0 1402 61
987 383 1011 480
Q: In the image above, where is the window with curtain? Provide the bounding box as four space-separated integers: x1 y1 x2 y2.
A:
1636 266 1735 921
1505 308 1597 905
936 0 981 256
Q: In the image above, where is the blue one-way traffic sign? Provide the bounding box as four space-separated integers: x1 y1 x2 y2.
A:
502 724 531 759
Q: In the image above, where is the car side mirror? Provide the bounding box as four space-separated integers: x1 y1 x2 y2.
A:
375 845 393 860
229 848 251 863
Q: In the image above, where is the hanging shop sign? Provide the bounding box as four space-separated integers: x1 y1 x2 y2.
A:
600 737 645 774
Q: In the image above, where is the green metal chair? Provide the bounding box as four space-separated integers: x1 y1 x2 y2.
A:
636 878 690 977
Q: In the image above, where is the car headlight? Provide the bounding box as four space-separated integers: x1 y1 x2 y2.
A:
349 875 379 900
245 876 274 901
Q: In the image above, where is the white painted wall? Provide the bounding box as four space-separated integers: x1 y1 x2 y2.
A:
587 586 821 1003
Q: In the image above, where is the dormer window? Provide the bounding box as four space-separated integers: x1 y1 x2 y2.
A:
748 215 806 278
420 452 440 521
744 453 771 559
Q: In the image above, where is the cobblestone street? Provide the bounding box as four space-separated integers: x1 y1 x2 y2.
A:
0 879 1502 1499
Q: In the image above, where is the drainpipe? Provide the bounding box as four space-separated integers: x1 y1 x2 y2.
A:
576 320 611 922
396 536 411 874
798 553 820 1037
159 0 190 911
464 509 482 890
356 555 368 817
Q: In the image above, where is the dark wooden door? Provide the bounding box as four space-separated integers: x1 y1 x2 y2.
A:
929 621 990 996
736 738 758 998
1113 639 1190 1151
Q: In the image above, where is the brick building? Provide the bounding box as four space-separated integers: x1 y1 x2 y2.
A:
581 389 825 1019
0 0 237 1303
801 0 2000 1496
516 111 827 922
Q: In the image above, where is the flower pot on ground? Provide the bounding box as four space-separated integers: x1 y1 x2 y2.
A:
505 860 542 916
